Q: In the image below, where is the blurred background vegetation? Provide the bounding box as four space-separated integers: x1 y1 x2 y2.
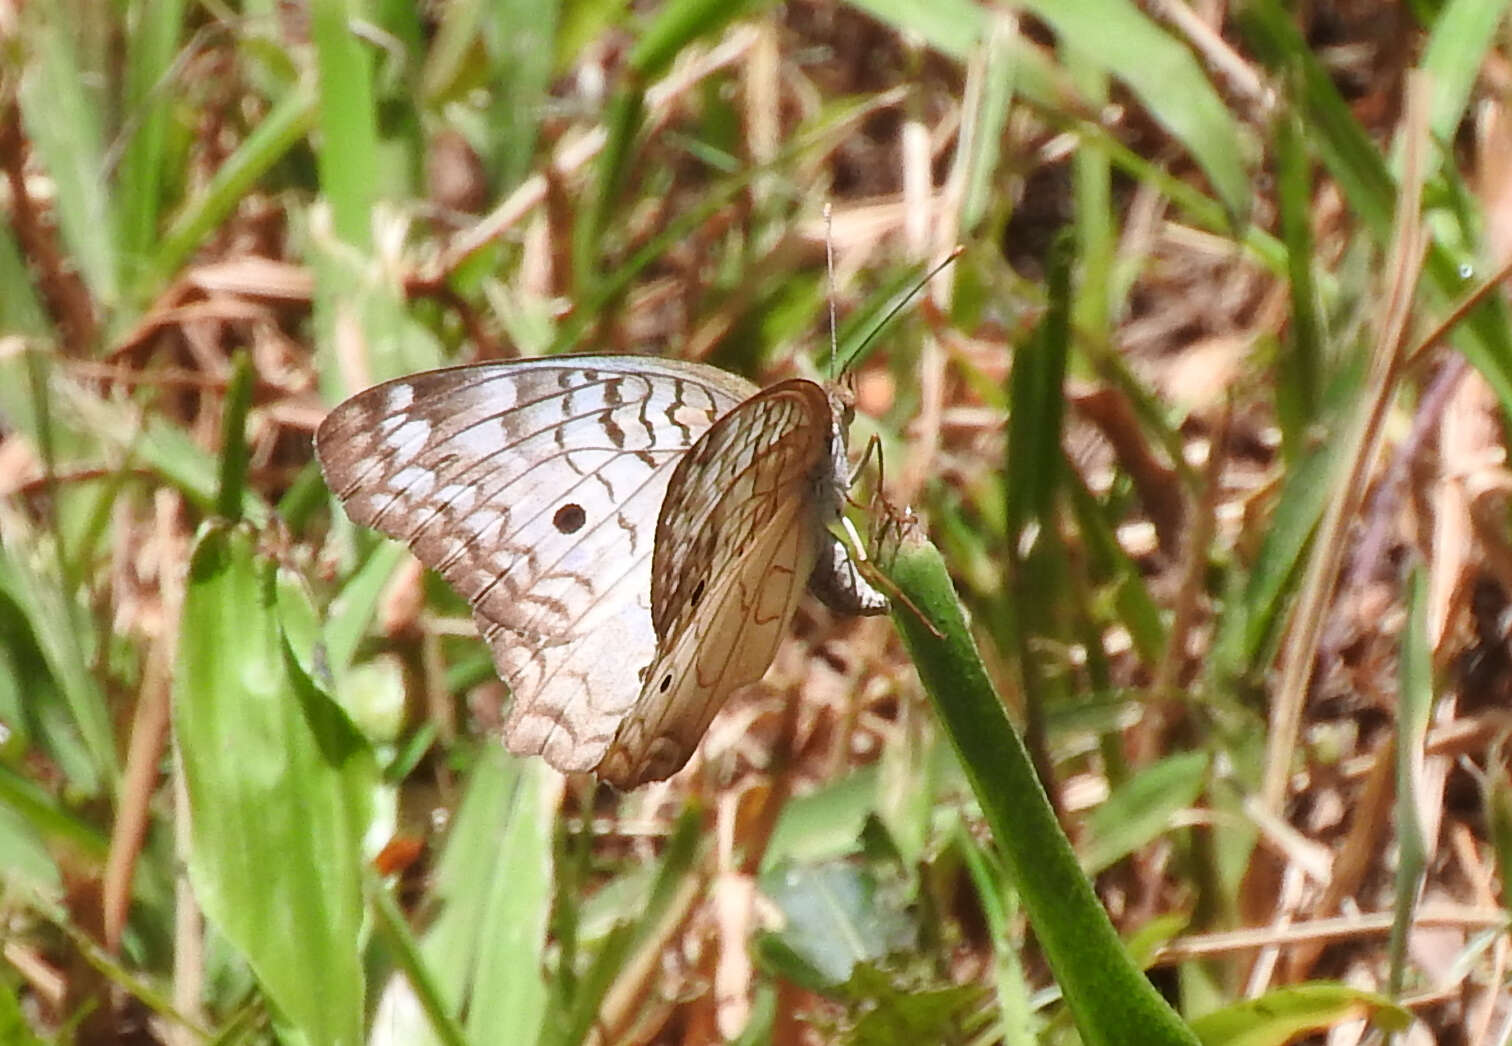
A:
2 0 1512 1042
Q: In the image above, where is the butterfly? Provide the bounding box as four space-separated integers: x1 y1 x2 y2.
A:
315 355 887 788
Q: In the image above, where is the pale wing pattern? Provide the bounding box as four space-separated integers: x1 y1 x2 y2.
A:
315 356 755 773
595 379 834 787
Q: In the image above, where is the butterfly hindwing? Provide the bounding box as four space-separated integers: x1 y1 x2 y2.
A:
596 380 836 786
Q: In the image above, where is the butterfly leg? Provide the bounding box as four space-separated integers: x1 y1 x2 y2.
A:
846 431 884 498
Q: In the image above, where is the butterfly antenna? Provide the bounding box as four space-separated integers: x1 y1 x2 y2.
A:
840 245 963 374
825 202 839 380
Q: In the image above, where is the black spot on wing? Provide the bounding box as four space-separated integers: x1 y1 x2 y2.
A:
553 503 586 533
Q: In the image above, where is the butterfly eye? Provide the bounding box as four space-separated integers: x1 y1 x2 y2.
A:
553 503 587 533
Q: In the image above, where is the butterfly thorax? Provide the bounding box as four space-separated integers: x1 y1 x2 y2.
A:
804 382 888 617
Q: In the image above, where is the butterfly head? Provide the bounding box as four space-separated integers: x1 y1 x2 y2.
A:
825 376 858 432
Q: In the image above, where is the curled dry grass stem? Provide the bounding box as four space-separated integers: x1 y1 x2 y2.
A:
1260 74 1432 816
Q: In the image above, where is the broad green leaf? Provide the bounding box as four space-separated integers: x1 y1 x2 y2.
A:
844 965 987 1041
762 767 879 872
756 860 913 991
176 524 373 1046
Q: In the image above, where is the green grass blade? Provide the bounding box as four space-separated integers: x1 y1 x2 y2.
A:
464 0 558 187
629 0 761 78
834 261 940 374
1388 567 1431 997
1419 0 1508 153
0 977 48 1046
1273 105 1324 459
1237 1 1394 236
956 822 1038 1044
1080 751 1210 877
152 82 316 287
214 350 253 522
55 379 268 523
848 0 984 58
1240 0 1512 417
1023 0 1250 223
1064 468 1166 664
576 0 760 286
0 221 51 337
0 515 116 794
540 807 705 1046
1487 759 1512 920
1005 235 1070 537
395 750 556 1042
1069 52 1114 336
19 19 119 315
959 13 1018 234
0 761 108 867
116 0 188 278
310 0 381 247
320 541 408 676
461 756 555 1042
856 0 1250 223
1208 432 1344 686
422 0 492 101
574 85 646 288
367 869 470 1046
1188 984 1411 1044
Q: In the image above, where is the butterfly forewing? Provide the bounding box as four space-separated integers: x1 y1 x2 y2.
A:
596 380 835 786
315 357 755 772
